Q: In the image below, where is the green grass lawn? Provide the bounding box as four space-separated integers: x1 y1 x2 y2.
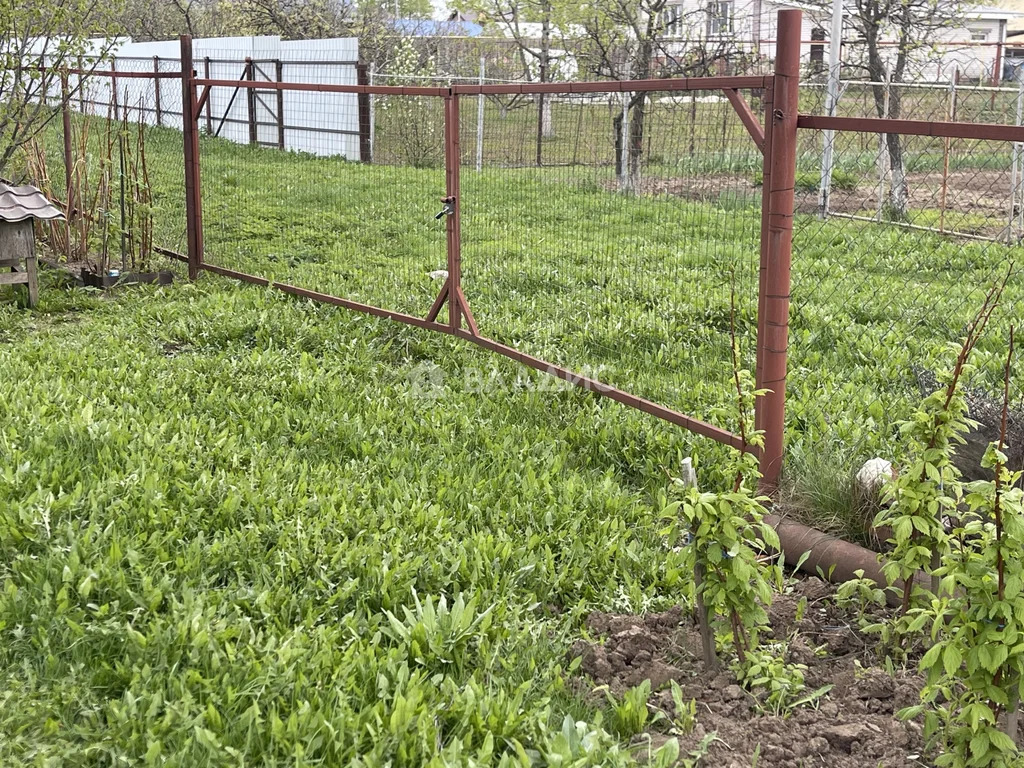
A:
5 109 1022 762
1 252 1016 766
0 278 698 765
29 115 1024 514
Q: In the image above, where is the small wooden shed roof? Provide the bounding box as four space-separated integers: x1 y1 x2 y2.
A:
0 182 63 223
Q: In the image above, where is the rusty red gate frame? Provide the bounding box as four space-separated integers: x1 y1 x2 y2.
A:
168 11 805 492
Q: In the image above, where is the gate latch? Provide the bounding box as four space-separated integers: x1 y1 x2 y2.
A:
435 196 456 220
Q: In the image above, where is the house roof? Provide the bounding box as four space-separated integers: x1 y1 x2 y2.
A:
963 5 1024 20
0 182 63 223
391 18 484 37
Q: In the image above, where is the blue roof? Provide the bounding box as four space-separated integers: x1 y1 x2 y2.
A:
391 18 484 36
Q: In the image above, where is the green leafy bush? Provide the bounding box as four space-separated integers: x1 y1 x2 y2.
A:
901 331 1024 767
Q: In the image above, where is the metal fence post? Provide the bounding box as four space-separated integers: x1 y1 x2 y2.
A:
368 64 376 162
203 57 213 133
476 56 485 172
180 35 204 281
111 56 120 121
357 63 372 163
245 57 257 146
754 68 776 444
275 59 285 150
1009 66 1024 243
154 56 163 126
618 91 629 188
756 8 801 494
992 40 1004 110
940 70 957 233
444 93 462 331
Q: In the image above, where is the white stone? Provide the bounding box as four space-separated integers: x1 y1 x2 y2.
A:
855 457 895 500
428 270 448 281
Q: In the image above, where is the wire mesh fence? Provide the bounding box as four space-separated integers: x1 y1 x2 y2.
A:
25 74 188 276
193 74 770 452
459 87 764 424
18 21 1024 502
198 86 447 319
787 125 1024 525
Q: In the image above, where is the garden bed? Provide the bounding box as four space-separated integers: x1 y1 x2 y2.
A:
571 576 930 767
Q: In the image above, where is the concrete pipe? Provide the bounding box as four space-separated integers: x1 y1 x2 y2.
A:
765 514 903 607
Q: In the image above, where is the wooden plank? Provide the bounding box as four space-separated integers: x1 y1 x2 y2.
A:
0 271 30 286
0 221 34 263
25 256 38 307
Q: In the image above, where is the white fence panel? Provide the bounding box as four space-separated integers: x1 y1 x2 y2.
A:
53 35 362 160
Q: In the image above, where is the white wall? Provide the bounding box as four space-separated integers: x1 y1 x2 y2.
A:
57 35 362 159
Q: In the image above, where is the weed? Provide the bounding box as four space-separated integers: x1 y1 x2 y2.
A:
603 680 654 739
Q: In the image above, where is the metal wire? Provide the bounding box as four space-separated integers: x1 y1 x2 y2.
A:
33 55 1024 484
459 87 764 428
790 126 1023 476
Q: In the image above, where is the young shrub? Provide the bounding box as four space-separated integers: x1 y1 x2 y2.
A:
605 680 652 739
734 645 832 717
667 442 779 668
663 278 780 671
903 329 1024 767
874 274 1008 615
122 107 155 273
378 39 444 169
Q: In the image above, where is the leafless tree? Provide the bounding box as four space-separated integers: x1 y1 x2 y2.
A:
575 0 742 186
0 0 124 175
815 0 965 217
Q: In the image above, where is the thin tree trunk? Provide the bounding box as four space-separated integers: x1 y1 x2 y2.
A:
695 562 717 672
866 24 908 219
613 111 624 179
1005 700 1019 745
884 100 908 218
628 92 646 186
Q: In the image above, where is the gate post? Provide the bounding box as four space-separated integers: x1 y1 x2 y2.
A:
443 93 462 331
756 9 801 494
154 56 163 126
245 58 257 146
275 59 285 150
180 35 204 281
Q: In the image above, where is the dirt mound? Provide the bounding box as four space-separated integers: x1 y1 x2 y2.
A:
569 577 926 767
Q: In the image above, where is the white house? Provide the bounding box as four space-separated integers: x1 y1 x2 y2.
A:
660 0 1021 81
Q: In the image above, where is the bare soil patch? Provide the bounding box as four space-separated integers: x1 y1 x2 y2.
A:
800 169 1013 236
569 577 929 767
616 169 1014 239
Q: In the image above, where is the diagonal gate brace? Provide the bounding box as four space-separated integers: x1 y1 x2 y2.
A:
725 89 765 153
425 278 478 336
